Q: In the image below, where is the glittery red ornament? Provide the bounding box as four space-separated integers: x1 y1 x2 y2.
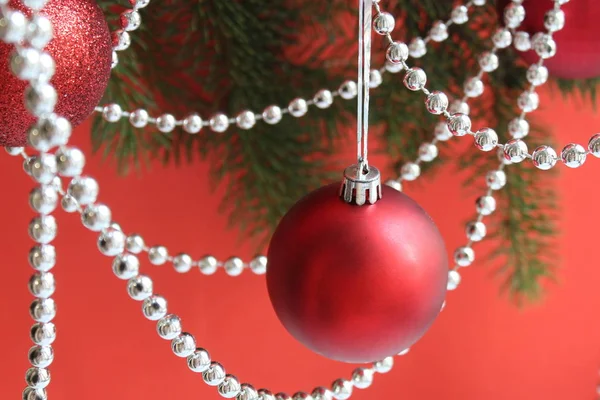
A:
266 183 448 363
498 0 600 79
0 0 112 147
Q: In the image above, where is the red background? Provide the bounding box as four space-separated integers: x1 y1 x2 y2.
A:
1 84 599 399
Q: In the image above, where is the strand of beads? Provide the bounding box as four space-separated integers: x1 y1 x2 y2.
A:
96 0 488 136
0 0 74 398
376 0 599 169
110 0 149 70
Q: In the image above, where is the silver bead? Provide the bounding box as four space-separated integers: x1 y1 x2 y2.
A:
434 121 453 141
386 41 408 64
218 375 242 398
292 392 311 400
384 60 404 74
81 204 112 232
373 12 395 35
203 362 226 386
142 295 168 320
22 387 47 400
258 389 276 400
418 142 438 162
238 384 259 400
544 9 565 32
157 314 182 340
486 170 507 190
275 394 292 400
236 110 256 129
148 245 169 265
508 117 529 139
0 10 28 44
425 91 448 115
98 229 126 256
112 29 131 51
111 51 119 69
29 298 56 323
476 195 496 216
103 104 122 122
210 113 230 132
31 114 71 151
451 5 469 25
478 51 498 72
127 275 153 301
311 387 333 400
532 145 558 170
403 68 427 91
183 114 203 134
400 162 420 181
588 134 600 158
56 147 85 177
429 21 448 42
112 253 140 280
385 179 402 191
171 332 196 357
517 91 539 113
561 143 587 168
288 98 308 117
503 139 529 163
338 81 357 100
224 257 244 276
498 148 511 167
263 105 283 124
465 221 486 242
492 28 512 49
504 3 525 29
249 255 267 275
187 348 211 373
473 0 486 5
313 89 333 109
30 154 57 185
513 31 531 51
156 114 176 133
331 379 352 400
199 255 219 275
474 128 498 152
373 357 393 373
454 246 475 267
30 323 56 346
129 109 149 128
29 245 56 272
25 367 51 389
408 37 427 58
23 157 36 176
11 48 41 81
23 0 48 10
448 113 471 137
447 270 461 291
29 216 57 244
29 186 58 215
126 234 145 254
351 367 374 389
28 272 55 299
464 77 484 98
68 176 99 206
5 146 24 156
121 10 141 31
130 0 150 9
28 346 54 368
369 69 382 88
173 253 193 273
525 64 548 89
532 33 556 59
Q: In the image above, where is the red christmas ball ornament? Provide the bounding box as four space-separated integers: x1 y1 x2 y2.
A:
267 169 448 363
498 0 600 79
0 0 112 147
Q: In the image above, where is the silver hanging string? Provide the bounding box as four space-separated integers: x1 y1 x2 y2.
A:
357 0 372 173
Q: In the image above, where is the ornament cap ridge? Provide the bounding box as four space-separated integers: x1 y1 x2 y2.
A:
340 164 382 205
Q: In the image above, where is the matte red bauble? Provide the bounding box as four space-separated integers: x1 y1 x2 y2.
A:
266 183 448 363
0 0 112 147
498 0 600 79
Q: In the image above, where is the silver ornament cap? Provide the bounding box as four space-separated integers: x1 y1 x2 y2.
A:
340 164 381 206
